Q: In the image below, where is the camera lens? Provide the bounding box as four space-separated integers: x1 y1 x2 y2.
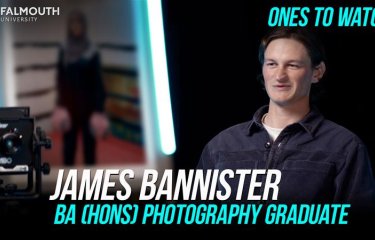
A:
1 132 23 155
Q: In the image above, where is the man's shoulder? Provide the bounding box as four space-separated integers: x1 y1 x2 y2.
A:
205 121 252 149
213 121 250 138
319 119 364 146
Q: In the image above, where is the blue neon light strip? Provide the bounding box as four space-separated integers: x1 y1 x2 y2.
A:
146 0 176 155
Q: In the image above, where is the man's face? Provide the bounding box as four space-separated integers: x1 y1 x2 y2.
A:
262 38 318 107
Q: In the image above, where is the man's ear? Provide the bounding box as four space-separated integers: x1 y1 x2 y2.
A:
312 61 326 83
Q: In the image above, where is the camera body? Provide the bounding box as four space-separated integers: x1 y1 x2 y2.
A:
0 107 51 199
0 107 34 168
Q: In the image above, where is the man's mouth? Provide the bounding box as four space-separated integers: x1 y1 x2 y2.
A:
273 84 291 90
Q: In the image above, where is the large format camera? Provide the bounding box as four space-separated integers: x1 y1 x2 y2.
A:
0 107 51 199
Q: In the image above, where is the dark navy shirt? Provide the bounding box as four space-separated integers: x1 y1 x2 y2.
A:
198 105 375 212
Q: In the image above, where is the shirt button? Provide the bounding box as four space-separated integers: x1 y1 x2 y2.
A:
264 142 271 149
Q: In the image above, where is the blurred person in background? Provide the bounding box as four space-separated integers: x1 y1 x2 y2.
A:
52 10 109 166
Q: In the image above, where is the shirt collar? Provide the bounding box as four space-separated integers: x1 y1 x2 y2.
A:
247 105 325 137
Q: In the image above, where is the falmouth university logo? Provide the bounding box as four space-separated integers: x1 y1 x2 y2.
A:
1 6 60 23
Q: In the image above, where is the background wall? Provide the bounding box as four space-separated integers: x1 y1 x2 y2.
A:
4 0 145 165
12 0 138 134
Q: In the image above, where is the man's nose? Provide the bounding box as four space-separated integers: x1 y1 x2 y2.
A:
276 67 287 81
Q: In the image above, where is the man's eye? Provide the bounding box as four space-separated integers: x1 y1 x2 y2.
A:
266 62 276 67
288 64 300 68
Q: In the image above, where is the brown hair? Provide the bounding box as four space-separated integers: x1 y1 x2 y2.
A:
258 27 326 67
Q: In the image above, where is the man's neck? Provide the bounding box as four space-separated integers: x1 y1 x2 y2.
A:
264 101 310 129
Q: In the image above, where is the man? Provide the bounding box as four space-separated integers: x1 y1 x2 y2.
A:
197 28 375 212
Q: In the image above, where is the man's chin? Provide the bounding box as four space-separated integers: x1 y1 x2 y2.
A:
270 99 292 107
